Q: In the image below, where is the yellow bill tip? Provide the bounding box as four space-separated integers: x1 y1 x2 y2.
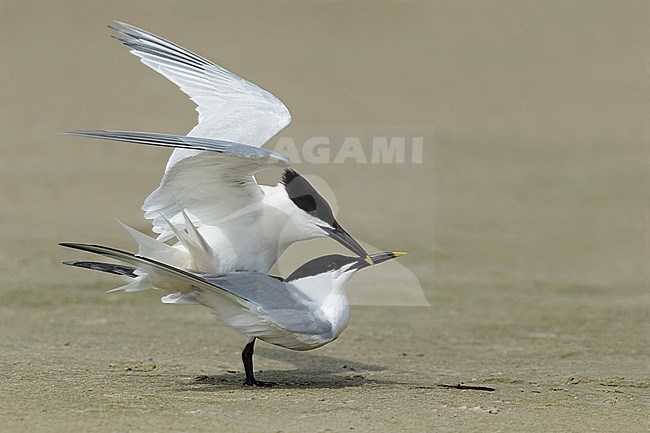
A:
392 251 407 257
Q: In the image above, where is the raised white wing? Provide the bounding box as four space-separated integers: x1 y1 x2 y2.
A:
64 130 289 240
111 21 292 151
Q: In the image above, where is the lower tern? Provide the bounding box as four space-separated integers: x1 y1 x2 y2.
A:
60 242 404 386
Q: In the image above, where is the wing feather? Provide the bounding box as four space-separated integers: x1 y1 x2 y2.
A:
111 21 292 150
60 243 330 345
62 130 288 239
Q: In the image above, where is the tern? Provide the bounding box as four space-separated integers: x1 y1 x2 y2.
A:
63 130 371 273
63 22 371 272
60 242 405 386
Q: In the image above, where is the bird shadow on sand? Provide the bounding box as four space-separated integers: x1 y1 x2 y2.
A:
173 348 404 390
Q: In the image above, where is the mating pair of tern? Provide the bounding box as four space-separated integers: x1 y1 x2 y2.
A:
62 22 405 386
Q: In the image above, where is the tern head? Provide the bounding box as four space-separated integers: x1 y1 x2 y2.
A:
280 169 372 264
285 251 406 285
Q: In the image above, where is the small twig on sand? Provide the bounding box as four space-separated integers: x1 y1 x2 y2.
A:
437 383 496 391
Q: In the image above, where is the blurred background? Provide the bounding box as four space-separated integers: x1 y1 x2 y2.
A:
1 0 647 290
0 1 648 431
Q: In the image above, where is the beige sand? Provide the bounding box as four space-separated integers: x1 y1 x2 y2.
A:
1 1 648 431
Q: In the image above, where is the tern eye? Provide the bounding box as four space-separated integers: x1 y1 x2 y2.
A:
291 195 317 213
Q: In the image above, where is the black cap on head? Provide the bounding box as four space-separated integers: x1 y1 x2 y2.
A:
284 251 406 282
281 169 336 226
284 254 359 282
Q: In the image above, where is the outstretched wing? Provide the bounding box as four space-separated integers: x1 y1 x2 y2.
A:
61 243 331 343
111 21 292 154
63 130 289 240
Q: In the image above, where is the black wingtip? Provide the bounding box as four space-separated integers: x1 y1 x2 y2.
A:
63 260 138 278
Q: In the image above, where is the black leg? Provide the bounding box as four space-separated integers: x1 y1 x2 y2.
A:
242 338 256 385
241 338 275 387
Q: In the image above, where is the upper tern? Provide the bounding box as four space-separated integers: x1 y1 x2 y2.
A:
65 22 371 272
63 130 370 273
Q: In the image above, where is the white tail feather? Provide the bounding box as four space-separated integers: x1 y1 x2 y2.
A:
158 212 217 272
117 220 192 268
180 207 215 261
106 274 154 293
161 290 201 304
